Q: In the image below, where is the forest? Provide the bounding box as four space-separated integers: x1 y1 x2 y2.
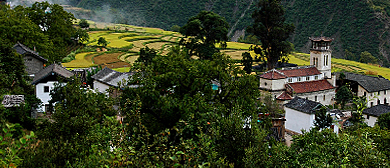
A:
1 0 390 167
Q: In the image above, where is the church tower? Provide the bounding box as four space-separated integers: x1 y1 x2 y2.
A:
310 36 333 78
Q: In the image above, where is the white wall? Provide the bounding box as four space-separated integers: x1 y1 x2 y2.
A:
358 85 390 107
36 81 65 112
285 107 315 133
363 114 378 127
93 80 110 95
259 78 286 91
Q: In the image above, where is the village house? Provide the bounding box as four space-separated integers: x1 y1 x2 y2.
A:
31 64 74 112
362 104 390 127
284 97 342 134
337 72 390 108
91 67 137 97
259 36 336 105
13 42 48 77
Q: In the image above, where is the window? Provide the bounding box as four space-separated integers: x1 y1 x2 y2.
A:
324 55 326 66
315 96 317 102
378 99 381 105
288 78 292 83
264 82 267 86
306 76 310 81
371 102 374 107
367 115 370 120
44 86 50 93
378 91 380 95
364 92 366 97
385 98 387 105
315 75 318 80
323 95 326 101
298 77 301 82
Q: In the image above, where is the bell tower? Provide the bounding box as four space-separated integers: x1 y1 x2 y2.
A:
310 36 333 78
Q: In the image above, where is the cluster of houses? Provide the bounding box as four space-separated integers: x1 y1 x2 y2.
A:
13 36 390 135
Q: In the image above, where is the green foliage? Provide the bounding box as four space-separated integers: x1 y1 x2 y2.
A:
0 123 36 168
180 11 229 59
247 0 295 70
21 79 116 167
136 46 158 66
170 25 181 32
350 96 368 124
97 37 108 47
314 106 332 130
74 28 90 44
377 112 390 129
242 52 253 74
79 19 90 28
359 51 378 64
335 85 353 109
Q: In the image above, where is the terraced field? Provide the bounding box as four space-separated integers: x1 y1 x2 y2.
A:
64 21 390 78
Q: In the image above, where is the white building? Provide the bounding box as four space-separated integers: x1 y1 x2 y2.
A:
338 72 390 108
91 67 137 96
31 64 74 112
362 104 390 127
259 36 336 105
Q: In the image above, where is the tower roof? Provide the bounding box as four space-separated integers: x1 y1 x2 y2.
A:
309 36 333 42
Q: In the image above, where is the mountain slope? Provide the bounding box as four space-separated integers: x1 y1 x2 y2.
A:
11 0 390 66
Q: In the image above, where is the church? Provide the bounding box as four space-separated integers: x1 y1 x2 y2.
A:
259 36 336 105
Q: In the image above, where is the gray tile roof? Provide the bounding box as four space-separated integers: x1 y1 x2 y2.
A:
92 67 134 87
362 104 390 117
341 72 390 92
32 64 74 84
13 42 48 62
284 97 323 114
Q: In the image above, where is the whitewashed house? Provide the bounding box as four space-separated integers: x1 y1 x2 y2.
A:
284 97 323 133
91 67 136 96
259 36 336 105
31 64 74 112
338 72 390 108
362 104 390 127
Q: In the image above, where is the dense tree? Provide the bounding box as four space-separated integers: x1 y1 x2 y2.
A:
20 2 77 62
359 51 378 64
335 85 353 109
247 0 295 70
78 19 90 29
0 5 54 61
98 37 108 47
136 46 158 66
314 106 332 130
179 11 229 60
242 52 253 74
21 79 116 167
377 112 390 129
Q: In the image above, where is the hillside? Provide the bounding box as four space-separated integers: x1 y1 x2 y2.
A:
8 0 390 66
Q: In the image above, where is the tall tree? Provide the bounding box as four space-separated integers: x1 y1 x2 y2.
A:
335 85 353 109
242 52 253 74
179 11 229 60
247 0 295 70
20 2 77 62
314 106 332 130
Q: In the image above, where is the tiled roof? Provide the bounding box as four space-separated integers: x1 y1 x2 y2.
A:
309 36 333 42
13 42 48 62
259 69 287 79
32 64 74 84
279 66 321 77
276 91 293 100
92 67 134 87
286 79 334 93
362 104 390 117
341 72 390 93
284 97 323 114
